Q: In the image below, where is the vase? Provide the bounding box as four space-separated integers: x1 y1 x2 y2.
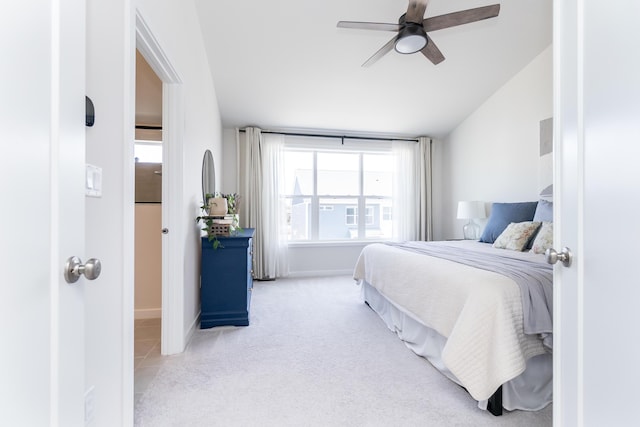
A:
208 197 228 216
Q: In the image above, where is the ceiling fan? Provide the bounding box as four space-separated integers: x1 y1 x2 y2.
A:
337 0 500 66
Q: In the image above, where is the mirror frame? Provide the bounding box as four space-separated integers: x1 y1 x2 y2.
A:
201 149 215 206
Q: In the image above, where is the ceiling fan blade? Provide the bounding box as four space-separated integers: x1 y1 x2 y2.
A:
337 21 401 32
423 4 500 32
362 37 396 68
406 0 430 24
421 36 445 65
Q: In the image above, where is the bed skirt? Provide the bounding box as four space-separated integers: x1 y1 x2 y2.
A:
361 280 552 412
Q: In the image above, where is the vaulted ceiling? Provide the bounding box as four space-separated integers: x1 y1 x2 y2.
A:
195 0 552 139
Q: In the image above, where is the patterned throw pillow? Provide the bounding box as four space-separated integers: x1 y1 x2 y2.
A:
492 221 542 251
530 221 553 254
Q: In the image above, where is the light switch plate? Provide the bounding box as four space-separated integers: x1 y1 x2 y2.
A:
86 164 102 197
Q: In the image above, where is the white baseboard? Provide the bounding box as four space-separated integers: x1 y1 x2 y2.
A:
135 308 162 319
287 269 353 278
185 311 200 347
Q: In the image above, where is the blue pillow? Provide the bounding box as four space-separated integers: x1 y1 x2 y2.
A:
533 199 553 222
479 202 538 243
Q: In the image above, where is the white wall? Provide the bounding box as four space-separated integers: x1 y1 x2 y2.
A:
435 45 553 240
221 128 237 193
85 0 222 425
135 0 223 349
287 243 366 276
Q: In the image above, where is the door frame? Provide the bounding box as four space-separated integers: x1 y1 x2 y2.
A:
553 0 582 424
135 11 185 355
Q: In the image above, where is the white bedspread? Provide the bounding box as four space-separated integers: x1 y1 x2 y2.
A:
353 240 548 401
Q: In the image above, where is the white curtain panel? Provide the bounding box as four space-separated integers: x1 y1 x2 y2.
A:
239 127 289 279
392 140 418 241
417 136 433 241
391 137 432 242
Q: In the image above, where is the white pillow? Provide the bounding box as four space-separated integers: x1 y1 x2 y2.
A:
530 222 553 254
492 221 542 251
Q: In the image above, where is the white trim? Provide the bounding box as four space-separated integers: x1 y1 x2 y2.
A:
161 83 185 355
553 1 585 425
287 269 353 278
184 311 200 348
552 2 564 423
135 15 181 83
286 240 383 248
576 0 586 423
134 308 162 320
122 3 136 425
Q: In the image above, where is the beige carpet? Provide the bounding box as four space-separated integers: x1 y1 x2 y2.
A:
134 275 552 426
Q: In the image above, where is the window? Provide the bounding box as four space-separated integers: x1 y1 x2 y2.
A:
344 206 374 226
282 137 393 241
134 140 162 163
345 207 357 225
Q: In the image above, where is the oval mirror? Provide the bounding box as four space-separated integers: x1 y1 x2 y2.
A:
202 149 215 205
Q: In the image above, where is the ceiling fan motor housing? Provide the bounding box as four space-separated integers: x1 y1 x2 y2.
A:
395 23 428 54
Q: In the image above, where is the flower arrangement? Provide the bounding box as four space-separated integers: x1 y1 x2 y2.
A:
221 193 241 214
196 192 242 249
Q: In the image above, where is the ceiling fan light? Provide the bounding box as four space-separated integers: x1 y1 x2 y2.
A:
394 25 427 54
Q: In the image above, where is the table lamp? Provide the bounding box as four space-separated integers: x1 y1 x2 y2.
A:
457 201 486 240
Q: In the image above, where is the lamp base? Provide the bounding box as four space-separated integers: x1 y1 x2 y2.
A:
463 221 480 240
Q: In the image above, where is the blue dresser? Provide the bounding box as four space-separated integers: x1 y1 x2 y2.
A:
200 228 254 328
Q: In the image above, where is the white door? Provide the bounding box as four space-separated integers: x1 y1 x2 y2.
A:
554 1 640 426
0 0 87 425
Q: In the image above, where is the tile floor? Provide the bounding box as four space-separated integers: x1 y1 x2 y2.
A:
134 318 163 405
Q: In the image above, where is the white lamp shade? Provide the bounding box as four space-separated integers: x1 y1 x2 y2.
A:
539 184 553 199
457 201 486 219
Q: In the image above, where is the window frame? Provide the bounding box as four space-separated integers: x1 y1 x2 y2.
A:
283 144 392 242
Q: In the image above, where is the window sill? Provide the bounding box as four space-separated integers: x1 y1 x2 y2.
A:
287 239 390 248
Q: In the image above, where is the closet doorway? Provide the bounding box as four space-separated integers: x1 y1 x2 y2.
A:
134 49 163 393
135 10 185 357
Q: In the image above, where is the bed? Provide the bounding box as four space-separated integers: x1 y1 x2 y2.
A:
352 201 554 415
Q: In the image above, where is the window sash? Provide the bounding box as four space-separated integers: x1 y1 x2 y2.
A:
283 146 392 241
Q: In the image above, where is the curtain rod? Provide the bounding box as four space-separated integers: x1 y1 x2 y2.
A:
238 128 419 143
